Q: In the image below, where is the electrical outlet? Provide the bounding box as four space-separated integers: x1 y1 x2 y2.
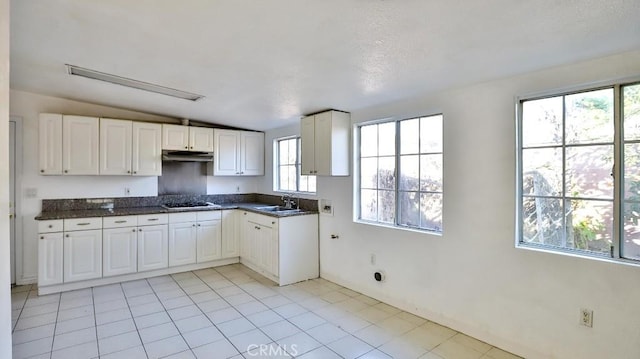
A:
580 308 593 327
370 253 376 265
124 188 131 196
236 185 240 192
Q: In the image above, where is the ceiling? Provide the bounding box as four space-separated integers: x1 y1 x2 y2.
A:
10 0 640 131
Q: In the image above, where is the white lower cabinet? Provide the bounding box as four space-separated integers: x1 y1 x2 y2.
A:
103 227 137 277
169 222 197 266
197 220 222 263
63 229 102 283
221 210 240 258
137 224 169 272
38 232 63 286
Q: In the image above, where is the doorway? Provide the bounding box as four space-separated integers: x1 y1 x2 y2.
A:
9 116 22 286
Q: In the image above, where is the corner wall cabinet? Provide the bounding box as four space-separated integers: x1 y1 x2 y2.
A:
212 129 264 176
300 110 350 176
162 124 214 152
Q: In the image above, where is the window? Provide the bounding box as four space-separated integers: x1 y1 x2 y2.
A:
518 82 640 262
357 114 443 232
275 137 316 193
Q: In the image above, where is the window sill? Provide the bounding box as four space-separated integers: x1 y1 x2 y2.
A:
516 242 640 269
354 219 443 236
274 190 316 197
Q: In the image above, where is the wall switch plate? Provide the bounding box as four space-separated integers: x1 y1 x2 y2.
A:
580 308 593 327
320 199 334 216
25 188 37 198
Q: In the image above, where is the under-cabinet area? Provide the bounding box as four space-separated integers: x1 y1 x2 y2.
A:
36 207 318 295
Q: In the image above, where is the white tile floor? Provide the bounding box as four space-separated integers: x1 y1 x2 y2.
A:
11 264 522 359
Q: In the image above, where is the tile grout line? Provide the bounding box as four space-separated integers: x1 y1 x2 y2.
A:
89 287 98 359
47 291 62 359
120 280 151 359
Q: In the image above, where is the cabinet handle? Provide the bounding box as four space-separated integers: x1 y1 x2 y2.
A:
139 229 142 232
192 224 196 227
48 225 53 228
184 146 188 149
115 220 127 224
65 234 69 237
147 218 159 221
132 229 136 232
77 222 91 226
272 221 275 225
127 170 131 174
64 170 68 173
40 236 44 240
197 224 201 227
133 171 137 174
40 170 44 173
190 146 193 149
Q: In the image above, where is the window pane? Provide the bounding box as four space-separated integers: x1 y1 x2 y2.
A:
420 193 443 231
420 154 442 192
378 122 396 156
288 138 297 164
399 155 419 191
378 190 395 223
360 125 378 157
278 140 288 165
400 119 419 154
565 89 614 144
566 199 612 255
522 197 564 245
378 156 396 190
565 145 613 199
361 157 378 189
360 189 378 221
522 148 562 197
522 97 563 147
622 203 640 260
624 143 640 200
420 115 443 153
279 166 293 191
623 83 640 140
399 191 419 227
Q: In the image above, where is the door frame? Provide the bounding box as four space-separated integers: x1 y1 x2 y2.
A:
10 116 24 285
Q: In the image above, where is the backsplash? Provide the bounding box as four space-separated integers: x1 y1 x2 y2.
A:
41 193 318 212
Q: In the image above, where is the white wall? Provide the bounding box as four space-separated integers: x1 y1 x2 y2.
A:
259 50 640 359
0 0 11 356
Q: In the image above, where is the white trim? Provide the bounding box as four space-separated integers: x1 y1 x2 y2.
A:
10 116 24 285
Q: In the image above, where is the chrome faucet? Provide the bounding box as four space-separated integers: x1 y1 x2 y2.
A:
282 194 296 209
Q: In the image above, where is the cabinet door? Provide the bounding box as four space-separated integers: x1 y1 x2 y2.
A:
133 122 162 176
62 115 99 175
162 124 189 150
103 227 137 277
213 129 240 175
313 111 333 176
63 229 102 283
169 222 197 266
38 232 63 286
39 113 63 175
258 224 274 276
137 224 168 272
221 210 240 258
196 220 222 263
100 118 132 175
300 115 315 175
240 132 265 176
189 127 214 152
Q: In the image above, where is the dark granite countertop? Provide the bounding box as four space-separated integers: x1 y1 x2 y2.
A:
35 203 317 221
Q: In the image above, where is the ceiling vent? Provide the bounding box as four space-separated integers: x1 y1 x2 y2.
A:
66 64 204 101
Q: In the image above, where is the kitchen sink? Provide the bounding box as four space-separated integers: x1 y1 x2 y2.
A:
255 205 302 213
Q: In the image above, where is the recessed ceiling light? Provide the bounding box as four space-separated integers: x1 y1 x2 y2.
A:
66 64 204 101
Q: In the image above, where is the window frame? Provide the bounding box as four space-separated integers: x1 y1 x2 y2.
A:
273 136 316 195
354 114 444 235
515 77 640 267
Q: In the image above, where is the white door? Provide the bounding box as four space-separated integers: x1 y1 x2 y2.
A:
137 225 168 272
169 222 197 266
221 210 240 258
38 233 63 286
100 118 132 175
63 229 102 283
314 111 333 175
162 124 189 150
213 129 240 175
132 122 162 176
39 113 63 175
240 132 265 176
103 227 137 277
300 115 315 175
197 220 221 263
189 127 214 152
62 115 99 175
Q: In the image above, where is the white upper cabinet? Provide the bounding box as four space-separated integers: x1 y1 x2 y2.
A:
162 124 214 152
100 118 132 175
300 110 350 176
39 113 63 175
62 115 100 175
213 129 264 176
132 122 162 176
189 127 215 152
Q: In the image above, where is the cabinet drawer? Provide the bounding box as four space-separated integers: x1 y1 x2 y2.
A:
64 217 102 231
196 211 221 221
169 212 197 223
38 220 63 233
103 215 138 229
138 213 168 226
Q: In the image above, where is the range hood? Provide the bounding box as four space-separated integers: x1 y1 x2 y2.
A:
162 150 214 162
